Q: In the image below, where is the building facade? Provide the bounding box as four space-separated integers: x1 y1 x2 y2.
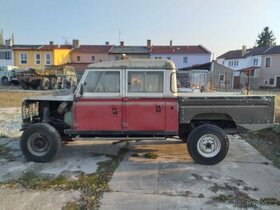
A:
217 45 280 89
13 43 72 69
150 42 211 69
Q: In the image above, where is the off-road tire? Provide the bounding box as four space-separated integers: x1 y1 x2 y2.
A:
40 77 50 90
20 80 30 90
1 77 9 86
187 124 229 165
20 123 62 162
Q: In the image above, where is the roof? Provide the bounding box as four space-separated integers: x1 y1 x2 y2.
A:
217 47 270 59
109 46 150 54
87 59 175 70
151 45 211 54
179 61 234 72
263 45 280 55
179 62 212 71
72 45 113 54
13 44 72 50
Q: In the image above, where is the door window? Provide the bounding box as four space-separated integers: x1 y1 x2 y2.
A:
84 71 120 93
128 71 163 93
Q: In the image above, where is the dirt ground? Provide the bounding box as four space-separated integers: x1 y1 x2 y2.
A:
242 125 280 169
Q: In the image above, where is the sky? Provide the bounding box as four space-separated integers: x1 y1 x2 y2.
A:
0 0 280 57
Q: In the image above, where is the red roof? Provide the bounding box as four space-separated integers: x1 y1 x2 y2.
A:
72 45 113 54
151 45 210 54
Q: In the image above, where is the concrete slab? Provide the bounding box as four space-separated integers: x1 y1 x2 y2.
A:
100 135 280 210
0 188 80 210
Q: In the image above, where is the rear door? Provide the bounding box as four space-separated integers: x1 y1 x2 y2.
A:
74 70 123 131
124 70 166 131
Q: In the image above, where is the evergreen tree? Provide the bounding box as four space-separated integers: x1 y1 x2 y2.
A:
256 26 276 47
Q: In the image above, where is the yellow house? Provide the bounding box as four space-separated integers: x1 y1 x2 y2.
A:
13 44 72 69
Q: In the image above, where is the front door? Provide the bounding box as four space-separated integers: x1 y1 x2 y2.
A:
233 76 240 89
74 70 123 131
124 70 166 131
276 76 280 88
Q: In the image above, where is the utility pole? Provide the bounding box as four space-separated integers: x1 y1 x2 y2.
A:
247 69 251 95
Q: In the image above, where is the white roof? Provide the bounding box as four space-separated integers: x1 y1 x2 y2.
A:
87 59 176 70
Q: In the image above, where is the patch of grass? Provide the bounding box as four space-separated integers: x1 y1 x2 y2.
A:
0 91 44 108
143 152 158 159
213 192 258 208
214 193 280 208
260 197 280 206
62 202 79 210
4 147 129 210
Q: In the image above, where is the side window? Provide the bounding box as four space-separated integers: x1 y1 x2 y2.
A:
84 71 120 93
128 71 163 93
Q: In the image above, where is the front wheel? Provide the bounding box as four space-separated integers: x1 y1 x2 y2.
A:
20 123 62 162
1 77 9 86
187 124 229 165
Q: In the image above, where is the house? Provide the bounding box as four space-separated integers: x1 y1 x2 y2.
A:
70 41 112 74
178 61 234 91
150 40 211 69
108 41 150 61
260 46 280 88
217 45 280 89
13 41 72 69
0 39 14 66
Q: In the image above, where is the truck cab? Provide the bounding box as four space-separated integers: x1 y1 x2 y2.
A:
71 59 178 137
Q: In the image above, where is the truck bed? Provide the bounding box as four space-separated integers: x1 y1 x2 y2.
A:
178 95 275 131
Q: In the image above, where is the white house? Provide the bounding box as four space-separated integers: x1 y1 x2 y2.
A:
150 41 211 69
217 46 280 89
0 39 14 66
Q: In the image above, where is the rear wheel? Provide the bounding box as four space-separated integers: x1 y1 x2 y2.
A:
187 124 229 165
1 77 9 86
20 80 31 90
20 123 62 162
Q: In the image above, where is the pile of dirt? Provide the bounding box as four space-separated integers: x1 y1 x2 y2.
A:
243 125 280 169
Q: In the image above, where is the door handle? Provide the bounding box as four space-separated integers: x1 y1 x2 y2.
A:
155 105 161 112
112 107 118 115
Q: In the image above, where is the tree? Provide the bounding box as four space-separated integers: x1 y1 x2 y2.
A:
256 26 276 47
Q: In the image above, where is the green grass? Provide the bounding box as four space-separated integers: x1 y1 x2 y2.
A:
143 152 158 159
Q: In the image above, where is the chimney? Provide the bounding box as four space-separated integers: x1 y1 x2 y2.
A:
120 41 124 47
5 39 12 47
170 40 173 47
49 41 54 45
242 45 247 56
105 41 110 45
147 39 151 48
72 39 80 48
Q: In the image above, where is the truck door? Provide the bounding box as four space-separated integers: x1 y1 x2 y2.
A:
124 70 166 132
74 70 123 131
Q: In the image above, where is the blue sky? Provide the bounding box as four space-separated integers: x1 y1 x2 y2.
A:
0 0 279 57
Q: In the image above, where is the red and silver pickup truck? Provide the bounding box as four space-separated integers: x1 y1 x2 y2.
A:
20 59 275 165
